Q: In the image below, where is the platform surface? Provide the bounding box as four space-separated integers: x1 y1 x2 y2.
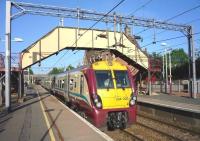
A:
137 94 200 114
0 85 113 141
0 87 51 141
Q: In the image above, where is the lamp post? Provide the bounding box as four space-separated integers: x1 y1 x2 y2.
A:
161 43 173 95
165 49 168 93
162 54 165 93
5 0 24 111
161 43 168 93
167 48 172 95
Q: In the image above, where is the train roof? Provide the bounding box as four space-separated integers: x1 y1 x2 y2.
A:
47 59 129 78
51 65 89 78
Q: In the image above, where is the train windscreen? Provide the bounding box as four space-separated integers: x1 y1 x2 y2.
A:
95 70 114 89
114 70 130 88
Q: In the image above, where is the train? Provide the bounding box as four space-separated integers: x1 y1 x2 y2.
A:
41 58 137 130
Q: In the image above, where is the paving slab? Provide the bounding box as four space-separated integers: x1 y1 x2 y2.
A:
34 85 113 141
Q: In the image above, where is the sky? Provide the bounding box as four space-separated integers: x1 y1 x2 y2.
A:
0 0 200 74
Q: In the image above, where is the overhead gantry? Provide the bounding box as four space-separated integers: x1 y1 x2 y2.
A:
4 1 196 111
21 27 149 72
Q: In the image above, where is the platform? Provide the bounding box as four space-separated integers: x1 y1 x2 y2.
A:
0 85 113 141
137 93 200 114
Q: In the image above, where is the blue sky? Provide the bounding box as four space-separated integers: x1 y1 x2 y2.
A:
0 0 200 74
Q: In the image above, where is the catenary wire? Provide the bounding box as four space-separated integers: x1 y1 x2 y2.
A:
50 0 126 68
135 4 200 35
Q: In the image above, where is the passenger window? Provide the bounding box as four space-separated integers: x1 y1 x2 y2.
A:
69 79 74 90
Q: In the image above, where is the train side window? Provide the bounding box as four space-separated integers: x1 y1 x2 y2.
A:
69 79 74 90
70 79 73 85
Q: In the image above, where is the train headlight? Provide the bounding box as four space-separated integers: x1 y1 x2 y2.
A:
96 102 102 108
130 99 135 106
94 98 98 103
129 95 136 106
93 95 102 109
132 96 137 101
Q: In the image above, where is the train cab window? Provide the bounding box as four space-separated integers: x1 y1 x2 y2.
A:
95 70 114 89
114 70 130 88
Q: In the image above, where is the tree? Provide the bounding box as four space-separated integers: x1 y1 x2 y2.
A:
170 49 189 67
48 67 64 74
66 65 74 71
196 57 200 79
150 52 162 60
29 68 34 74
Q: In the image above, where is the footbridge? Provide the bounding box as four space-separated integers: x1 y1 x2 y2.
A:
21 26 149 72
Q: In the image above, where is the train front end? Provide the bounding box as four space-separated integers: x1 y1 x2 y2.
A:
90 60 137 129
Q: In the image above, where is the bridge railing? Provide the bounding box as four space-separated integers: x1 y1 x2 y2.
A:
0 52 20 71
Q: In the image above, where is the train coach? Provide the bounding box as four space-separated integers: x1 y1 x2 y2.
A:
41 58 137 130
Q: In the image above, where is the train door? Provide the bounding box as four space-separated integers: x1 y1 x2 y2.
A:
79 73 91 106
68 73 79 100
64 74 69 102
51 76 56 93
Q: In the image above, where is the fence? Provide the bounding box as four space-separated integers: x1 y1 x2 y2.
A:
151 80 200 94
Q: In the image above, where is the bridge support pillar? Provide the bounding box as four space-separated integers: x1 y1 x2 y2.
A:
18 71 24 102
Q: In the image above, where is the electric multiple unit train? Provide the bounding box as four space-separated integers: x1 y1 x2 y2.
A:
41 59 137 129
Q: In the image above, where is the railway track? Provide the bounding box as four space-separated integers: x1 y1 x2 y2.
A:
48 90 200 141
138 114 200 141
106 114 200 141
138 113 200 135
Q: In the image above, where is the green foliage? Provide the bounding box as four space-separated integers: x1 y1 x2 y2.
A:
172 62 189 80
48 67 64 74
196 57 200 79
170 49 189 67
150 52 162 60
66 65 74 71
29 68 34 74
48 65 75 74
171 56 200 80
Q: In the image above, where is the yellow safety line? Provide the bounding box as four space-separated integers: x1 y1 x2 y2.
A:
37 90 56 141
